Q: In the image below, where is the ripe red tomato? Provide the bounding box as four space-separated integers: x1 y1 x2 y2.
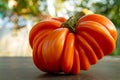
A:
29 14 117 74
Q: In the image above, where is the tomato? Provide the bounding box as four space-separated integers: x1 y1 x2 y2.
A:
29 13 117 74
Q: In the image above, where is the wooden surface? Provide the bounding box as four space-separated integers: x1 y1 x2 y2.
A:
0 56 120 80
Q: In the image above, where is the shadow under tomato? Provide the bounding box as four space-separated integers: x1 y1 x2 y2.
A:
36 72 96 80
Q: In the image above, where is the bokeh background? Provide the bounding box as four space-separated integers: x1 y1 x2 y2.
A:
0 0 120 56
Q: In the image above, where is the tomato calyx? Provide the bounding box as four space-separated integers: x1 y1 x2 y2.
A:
61 12 85 33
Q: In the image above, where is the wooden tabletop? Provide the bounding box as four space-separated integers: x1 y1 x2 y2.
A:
0 56 120 80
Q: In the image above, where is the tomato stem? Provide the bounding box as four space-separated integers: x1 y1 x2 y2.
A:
61 12 85 33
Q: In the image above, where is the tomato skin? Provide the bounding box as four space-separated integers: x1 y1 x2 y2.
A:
29 19 62 47
75 44 90 70
71 48 80 74
61 33 75 73
76 34 98 65
77 21 115 55
42 28 69 72
78 32 104 59
78 14 117 41
52 17 66 22
29 14 117 75
32 29 54 71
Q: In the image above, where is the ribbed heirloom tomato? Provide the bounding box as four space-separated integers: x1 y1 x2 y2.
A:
29 13 117 75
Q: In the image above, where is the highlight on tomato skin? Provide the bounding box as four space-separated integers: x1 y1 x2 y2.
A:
61 33 75 74
78 14 117 41
29 19 62 47
29 13 117 75
76 21 116 55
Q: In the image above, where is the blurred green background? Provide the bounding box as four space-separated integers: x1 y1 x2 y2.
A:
0 0 119 56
